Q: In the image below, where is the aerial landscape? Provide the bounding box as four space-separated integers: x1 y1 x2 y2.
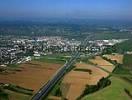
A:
0 0 132 100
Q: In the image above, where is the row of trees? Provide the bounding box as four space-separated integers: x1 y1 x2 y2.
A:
78 77 111 99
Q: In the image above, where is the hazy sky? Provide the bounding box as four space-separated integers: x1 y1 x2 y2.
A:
0 0 132 20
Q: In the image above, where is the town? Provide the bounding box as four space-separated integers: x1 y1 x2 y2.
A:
0 35 126 66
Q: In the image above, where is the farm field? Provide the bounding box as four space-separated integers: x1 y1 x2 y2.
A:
0 60 62 100
61 56 115 100
103 53 124 64
82 76 132 100
89 56 115 72
82 54 132 100
4 90 31 100
32 53 70 64
115 39 132 53
113 54 132 76
48 96 61 100
123 54 132 69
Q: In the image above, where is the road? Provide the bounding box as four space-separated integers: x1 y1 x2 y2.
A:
32 37 89 100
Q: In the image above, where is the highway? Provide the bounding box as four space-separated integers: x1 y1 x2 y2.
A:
31 37 89 100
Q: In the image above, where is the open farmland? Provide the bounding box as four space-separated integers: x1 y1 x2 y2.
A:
89 56 115 72
113 54 132 76
0 61 62 100
123 54 132 69
82 55 132 100
48 96 61 100
4 90 31 100
61 56 115 100
103 54 124 64
82 76 132 100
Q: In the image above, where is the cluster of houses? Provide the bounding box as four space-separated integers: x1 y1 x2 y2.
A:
0 36 126 66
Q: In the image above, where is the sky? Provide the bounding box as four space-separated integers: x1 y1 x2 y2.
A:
0 0 132 21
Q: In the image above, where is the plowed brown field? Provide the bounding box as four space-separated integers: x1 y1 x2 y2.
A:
61 56 115 100
0 61 62 93
103 54 123 64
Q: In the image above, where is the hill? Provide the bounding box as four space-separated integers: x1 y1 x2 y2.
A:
82 76 132 100
115 39 132 53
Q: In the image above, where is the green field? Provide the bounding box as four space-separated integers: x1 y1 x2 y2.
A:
0 84 32 100
123 54 132 69
33 56 66 64
82 76 132 100
33 53 71 64
0 91 8 100
115 39 132 53
82 54 132 100
113 66 132 75
113 54 132 76
92 32 132 40
5 90 31 100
